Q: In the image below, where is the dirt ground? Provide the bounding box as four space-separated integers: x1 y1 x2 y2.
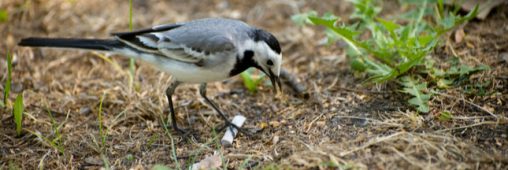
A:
1 0 507 169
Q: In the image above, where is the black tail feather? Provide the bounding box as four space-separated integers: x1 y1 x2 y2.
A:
18 38 123 51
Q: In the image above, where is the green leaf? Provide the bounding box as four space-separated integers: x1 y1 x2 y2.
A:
400 76 431 113
350 0 381 22
240 69 265 93
417 34 435 47
321 12 339 21
438 111 452 121
4 50 12 107
455 5 478 25
241 71 256 93
446 64 489 77
350 58 367 72
291 11 318 26
436 79 453 88
376 18 400 32
13 93 24 136
0 9 8 23
309 16 363 54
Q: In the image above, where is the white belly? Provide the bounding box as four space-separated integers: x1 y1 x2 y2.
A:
160 63 231 83
117 48 237 83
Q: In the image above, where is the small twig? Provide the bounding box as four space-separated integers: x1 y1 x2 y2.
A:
305 112 326 133
336 87 397 94
38 150 52 170
435 121 506 133
334 115 403 127
339 132 405 156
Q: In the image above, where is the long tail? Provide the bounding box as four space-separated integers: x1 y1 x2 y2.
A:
18 38 124 51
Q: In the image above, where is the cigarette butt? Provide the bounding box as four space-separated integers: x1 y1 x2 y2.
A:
221 115 246 146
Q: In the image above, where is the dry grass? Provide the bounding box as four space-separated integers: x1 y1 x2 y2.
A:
1 0 507 169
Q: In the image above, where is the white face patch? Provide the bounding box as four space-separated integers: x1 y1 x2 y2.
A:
239 39 282 76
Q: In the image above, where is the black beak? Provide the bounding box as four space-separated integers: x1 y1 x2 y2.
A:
267 69 282 93
254 65 282 93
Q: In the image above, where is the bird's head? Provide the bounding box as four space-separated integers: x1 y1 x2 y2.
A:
242 29 282 93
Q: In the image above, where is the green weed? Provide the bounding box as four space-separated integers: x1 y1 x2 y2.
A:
27 108 70 154
44 106 70 154
400 76 431 113
294 0 482 113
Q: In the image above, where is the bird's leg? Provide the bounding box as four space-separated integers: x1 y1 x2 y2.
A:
199 83 251 136
165 79 185 134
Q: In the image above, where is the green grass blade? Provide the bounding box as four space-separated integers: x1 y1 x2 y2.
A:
98 92 107 149
4 50 12 107
129 0 133 31
13 93 24 136
0 9 8 23
128 0 136 91
160 117 180 169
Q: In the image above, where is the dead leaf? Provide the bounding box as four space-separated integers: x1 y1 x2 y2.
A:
466 42 475 49
258 122 268 129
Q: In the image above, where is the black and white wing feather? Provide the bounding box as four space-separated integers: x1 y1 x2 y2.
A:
113 21 238 64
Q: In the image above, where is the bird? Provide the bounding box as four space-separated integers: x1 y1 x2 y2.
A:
18 18 282 135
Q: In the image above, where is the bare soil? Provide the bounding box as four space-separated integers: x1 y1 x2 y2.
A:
1 0 507 169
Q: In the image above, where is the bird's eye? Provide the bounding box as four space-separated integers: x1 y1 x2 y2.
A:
267 59 273 66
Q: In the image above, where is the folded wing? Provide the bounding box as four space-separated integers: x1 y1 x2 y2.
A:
112 23 236 64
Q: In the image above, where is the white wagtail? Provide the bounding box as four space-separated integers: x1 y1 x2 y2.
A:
18 18 282 134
